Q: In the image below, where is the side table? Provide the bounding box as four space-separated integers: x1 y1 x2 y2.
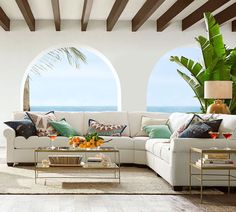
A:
189 147 236 203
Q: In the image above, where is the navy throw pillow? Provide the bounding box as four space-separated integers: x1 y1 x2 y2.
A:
179 119 222 138
4 120 37 139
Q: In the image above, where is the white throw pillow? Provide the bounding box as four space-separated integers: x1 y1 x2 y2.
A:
168 113 193 133
170 116 193 139
136 116 168 136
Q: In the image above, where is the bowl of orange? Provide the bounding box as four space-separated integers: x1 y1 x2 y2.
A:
69 133 104 149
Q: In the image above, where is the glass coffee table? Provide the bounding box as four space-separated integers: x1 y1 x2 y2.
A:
34 147 120 185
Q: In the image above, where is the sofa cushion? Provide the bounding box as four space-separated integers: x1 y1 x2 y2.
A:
83 112 130 136
100 136 133 150
133 137 149 150
171 138 236 152
153 143 171 163
145 138 170 154
14 136 69 149
128 112 170 137
54 112 84 135
217 114 236 136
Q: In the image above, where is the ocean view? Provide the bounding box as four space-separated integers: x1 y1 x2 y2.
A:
31 106 201 113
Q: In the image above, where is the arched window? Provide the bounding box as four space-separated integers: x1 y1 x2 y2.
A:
23 47 120 112
147 47 201 113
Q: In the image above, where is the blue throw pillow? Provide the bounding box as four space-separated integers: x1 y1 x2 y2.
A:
4 120 37 139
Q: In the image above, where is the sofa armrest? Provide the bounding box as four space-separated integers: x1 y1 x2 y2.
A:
3 127 15 140
170 138 236 152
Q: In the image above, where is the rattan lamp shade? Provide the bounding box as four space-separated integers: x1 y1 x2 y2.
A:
204 81 233 99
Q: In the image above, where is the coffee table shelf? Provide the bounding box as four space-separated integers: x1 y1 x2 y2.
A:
34 147 121 184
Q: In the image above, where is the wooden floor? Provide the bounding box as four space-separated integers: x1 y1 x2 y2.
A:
0 148 236 211
0 194 236 212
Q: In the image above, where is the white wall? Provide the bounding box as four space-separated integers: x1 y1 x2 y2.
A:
0 20 235 145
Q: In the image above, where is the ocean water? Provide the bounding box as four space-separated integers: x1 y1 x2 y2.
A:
148 106 200 113
31 106 200 113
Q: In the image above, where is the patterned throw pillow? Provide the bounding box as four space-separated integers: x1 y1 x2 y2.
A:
4 120 36 139
170 115 194 139
170 114 218 139
26 111 57 136
179 119 223 138
87 119 127 136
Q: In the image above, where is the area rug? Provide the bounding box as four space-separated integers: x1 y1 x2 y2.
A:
0 165 222 195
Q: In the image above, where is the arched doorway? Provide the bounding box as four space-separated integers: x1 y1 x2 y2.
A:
22 45 121 112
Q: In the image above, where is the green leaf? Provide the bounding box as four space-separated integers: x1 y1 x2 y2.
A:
177 70 205 112
170 56 204 85
195 36 214 69
30 47 87 75
204 12 226 58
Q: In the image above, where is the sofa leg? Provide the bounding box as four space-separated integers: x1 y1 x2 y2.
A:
7 163 14 167
173 186 183 191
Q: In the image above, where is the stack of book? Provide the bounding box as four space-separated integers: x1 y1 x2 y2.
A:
196 154 234 167
86 156 103 167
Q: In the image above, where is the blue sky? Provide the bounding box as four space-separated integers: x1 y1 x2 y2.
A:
29 47 202 108
29 49 118 107
147 47 202 107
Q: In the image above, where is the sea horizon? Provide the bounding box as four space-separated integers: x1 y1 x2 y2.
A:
30 106 201 113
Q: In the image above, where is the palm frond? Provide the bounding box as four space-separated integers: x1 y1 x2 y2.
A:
29 47 87 76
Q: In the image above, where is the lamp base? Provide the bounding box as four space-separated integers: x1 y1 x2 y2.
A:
206 100 230 114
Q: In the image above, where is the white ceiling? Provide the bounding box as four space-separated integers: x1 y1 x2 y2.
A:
0 0 236 23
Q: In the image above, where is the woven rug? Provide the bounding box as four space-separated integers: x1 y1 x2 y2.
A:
0 165 223 195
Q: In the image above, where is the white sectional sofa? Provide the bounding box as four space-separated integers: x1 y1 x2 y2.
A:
4 111 236 190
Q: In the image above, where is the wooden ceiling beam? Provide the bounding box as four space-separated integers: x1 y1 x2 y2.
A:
81 0 93 31
16 0 35 31
132 0 165 32
0 7 10 31
232 20 236 32
51 0 60 31
107 0 129 31
214 3 236 25
182 0 230 31
157 0 194 31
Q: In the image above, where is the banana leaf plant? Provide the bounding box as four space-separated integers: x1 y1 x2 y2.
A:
170 12 236 114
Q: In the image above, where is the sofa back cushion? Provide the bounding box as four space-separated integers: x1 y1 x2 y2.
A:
54 112 84 135
217 114 236 136
83 112 130 136
13 111 84 135
128 112 170 137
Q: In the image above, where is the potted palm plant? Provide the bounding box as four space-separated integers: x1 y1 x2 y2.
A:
170 12 236 114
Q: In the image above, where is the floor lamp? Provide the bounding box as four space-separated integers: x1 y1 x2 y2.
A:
204 81 232 114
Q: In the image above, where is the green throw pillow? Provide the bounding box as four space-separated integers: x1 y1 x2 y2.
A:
143 125 171 139
49 119 80 137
